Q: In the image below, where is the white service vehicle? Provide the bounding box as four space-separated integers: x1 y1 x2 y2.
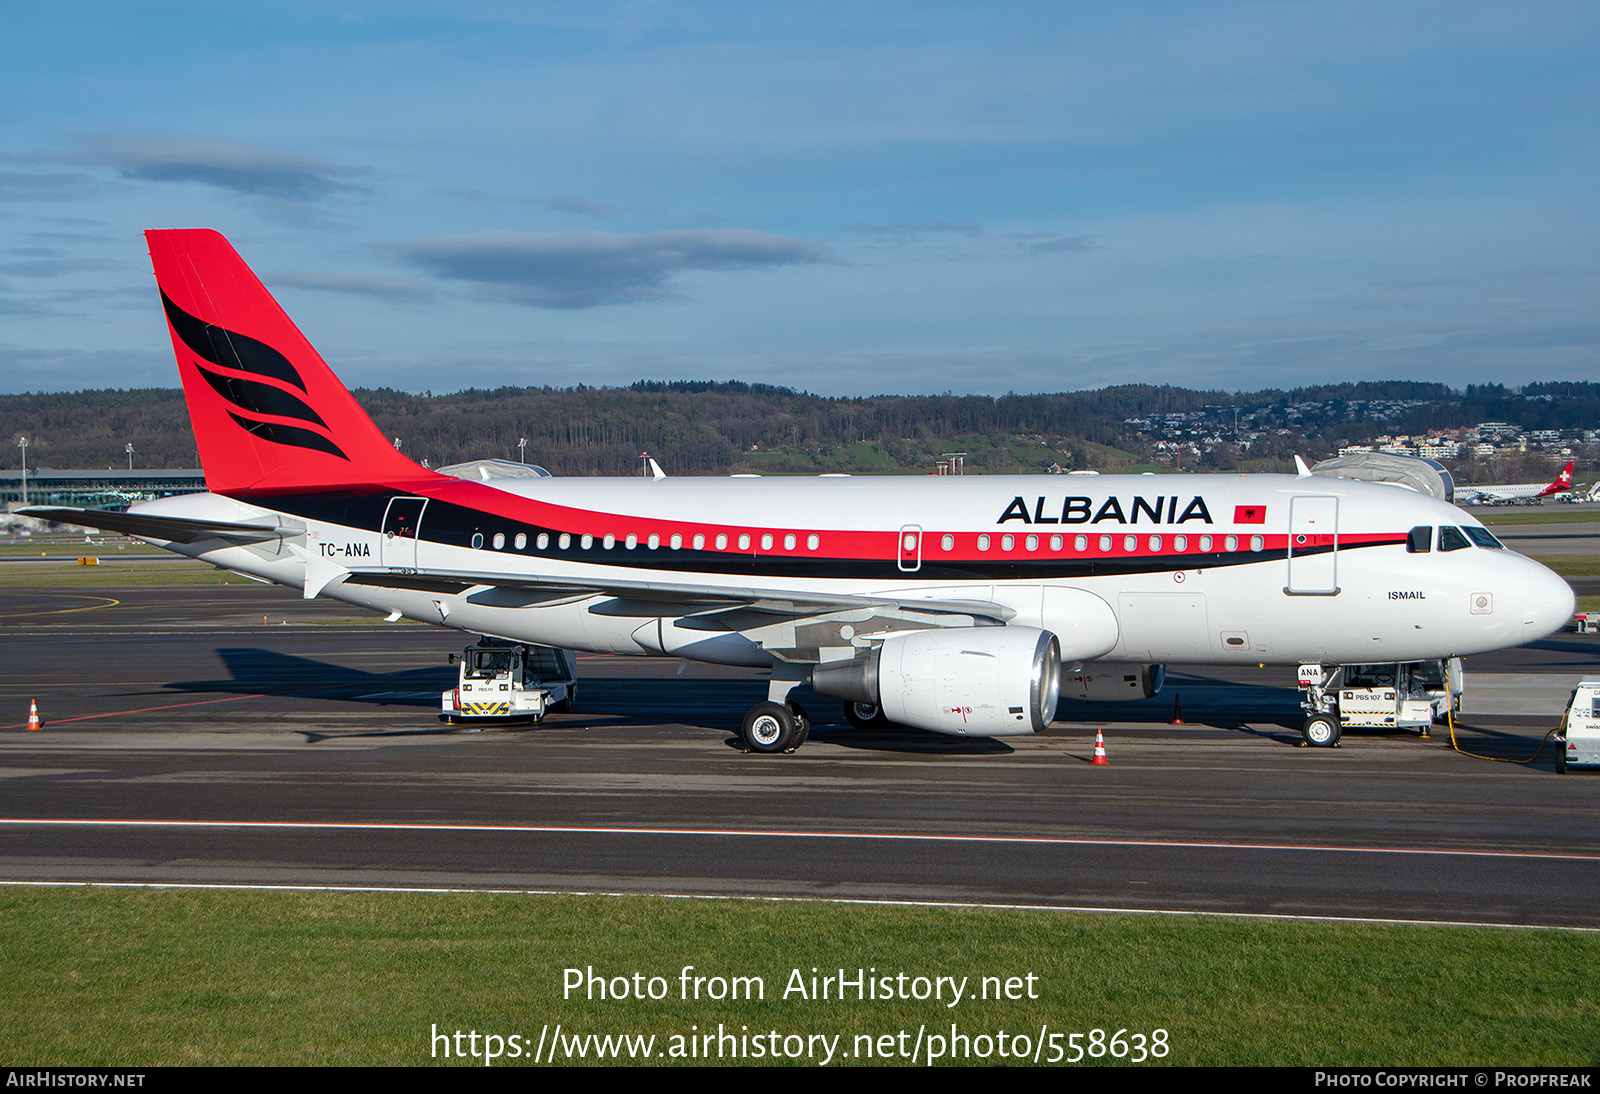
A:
441 638 577 723
1298 659 1463 748
1559 679 1600 773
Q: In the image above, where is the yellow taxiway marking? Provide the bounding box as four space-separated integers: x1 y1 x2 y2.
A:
0 594 120 620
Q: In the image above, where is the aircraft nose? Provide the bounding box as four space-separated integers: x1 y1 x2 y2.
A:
1517 557 1575 643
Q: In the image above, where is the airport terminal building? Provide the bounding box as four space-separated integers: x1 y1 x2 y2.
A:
0 468 206 511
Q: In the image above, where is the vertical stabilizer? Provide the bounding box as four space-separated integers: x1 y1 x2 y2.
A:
146 229 439 496
1548 461 1575 495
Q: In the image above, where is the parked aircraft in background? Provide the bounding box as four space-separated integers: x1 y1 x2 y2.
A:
1455 462 1574 506
23 230 1577 752
1557 481 1600 504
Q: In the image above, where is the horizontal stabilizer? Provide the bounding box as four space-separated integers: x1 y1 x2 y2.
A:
18 506 283 545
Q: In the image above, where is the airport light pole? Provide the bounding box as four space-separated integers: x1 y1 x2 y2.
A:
518 437 527 464
126 442 134 471
17 437 27 507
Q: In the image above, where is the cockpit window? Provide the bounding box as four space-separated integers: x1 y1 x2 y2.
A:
1406 526 1432 553
1438 526 1470 552
1462 526 1503 549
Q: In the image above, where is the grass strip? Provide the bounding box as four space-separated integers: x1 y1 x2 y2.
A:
1531 556 1600 578
0 562 258 586
1 887 1594 1067
1477 510 1600 527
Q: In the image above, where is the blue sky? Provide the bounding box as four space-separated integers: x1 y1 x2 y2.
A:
2 1 1597 396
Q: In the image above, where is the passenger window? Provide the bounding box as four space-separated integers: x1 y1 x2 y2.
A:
1439 526 1470 552
1407 526 1431 553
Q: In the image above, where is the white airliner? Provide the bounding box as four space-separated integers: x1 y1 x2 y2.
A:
25 230 1576 752
1455 462 1574 506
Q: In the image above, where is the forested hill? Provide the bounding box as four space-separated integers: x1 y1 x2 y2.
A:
2 380 1596 478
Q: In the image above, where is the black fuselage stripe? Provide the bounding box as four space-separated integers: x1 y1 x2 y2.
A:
266 491 1402 583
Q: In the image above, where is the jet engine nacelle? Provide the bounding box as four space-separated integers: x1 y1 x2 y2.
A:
812 625 1062 736
1060 664 1165 702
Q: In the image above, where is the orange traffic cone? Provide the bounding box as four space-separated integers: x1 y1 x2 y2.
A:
1169 693 1185 725
26 700 41 731
1091 728 1108 765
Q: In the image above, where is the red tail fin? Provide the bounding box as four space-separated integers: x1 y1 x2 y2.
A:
146 229 440 496
1541 461 1575 497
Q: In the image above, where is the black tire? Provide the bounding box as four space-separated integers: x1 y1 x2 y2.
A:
843 700 889 729
1557 751 1568 774
742 702 798 753
1302 715 1341 748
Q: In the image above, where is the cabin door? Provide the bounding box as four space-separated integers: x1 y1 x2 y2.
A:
1286 495 1338 595
380 497 429 569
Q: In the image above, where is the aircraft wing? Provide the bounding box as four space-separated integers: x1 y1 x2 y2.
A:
318 558 1017 663
18 505 285 545
330 561 1015 622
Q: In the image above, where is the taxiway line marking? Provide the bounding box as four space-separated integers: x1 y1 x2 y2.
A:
0 676 446 728
6 879 1596 932
0 594 119 620
0 693 272 728
0 817 1594 863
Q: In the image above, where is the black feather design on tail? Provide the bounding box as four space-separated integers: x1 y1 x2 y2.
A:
226 414 349 461
163 290 348 461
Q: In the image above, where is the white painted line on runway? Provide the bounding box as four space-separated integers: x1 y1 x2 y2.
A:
3 879 1595 933
2 817 1595 862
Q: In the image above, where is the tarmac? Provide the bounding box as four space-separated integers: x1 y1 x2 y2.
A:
1 575 1596 928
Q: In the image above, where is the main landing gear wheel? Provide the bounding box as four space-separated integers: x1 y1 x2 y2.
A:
1301 714 1341 748
843 701 890 729
742 701 800 753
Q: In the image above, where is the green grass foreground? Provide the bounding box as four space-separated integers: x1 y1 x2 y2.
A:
1 887 1594 1067
0 560 258 586
1477 510 1600 527
1532 556 1600 579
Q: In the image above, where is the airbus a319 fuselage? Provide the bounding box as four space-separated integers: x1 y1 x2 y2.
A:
26 230 1576 753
